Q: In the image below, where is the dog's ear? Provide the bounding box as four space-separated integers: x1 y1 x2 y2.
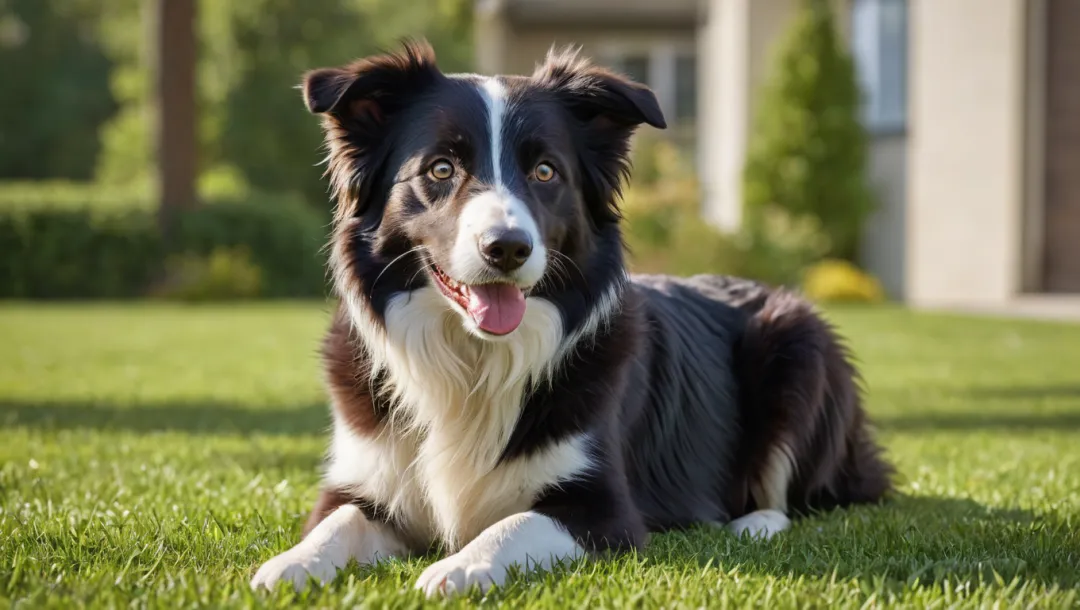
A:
533 47 666 130
302 39 440 119
533 46 667 226
302 40 441 217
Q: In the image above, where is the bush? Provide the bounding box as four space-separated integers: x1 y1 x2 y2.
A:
153 247 263 301
742 0 875 262
622 139 829 287
0 185 328 299
733 205 831 286
802 258 885 303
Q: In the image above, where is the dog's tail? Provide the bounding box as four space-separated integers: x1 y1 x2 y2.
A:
733 288 893 516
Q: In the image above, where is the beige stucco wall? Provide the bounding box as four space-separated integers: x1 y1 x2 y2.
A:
906 0 1028 307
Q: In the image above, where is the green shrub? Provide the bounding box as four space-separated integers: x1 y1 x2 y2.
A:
0 185 328 299
733 205 831 286
742 0 875 262
0 206 163 298
154 247 263 301
172 197 329 297
622 139 828 287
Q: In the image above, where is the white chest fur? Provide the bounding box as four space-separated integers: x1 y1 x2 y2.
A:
325 286 595 549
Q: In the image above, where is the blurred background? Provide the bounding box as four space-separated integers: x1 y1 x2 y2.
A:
1 0 1077 316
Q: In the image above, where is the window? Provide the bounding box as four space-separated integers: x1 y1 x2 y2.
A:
674 54 697 121
851 0 908 132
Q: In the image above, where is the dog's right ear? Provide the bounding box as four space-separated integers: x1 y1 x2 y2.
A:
301 39 440 120
302 40 441 218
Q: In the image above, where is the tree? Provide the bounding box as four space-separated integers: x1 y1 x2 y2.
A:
154 0 198 242
92 0 475 206
0 0 117 180
742 0 875 262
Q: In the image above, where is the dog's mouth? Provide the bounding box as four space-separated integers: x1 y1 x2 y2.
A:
430 264 527 336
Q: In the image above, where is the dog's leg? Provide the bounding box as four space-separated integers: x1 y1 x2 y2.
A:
414 511 583 598
251 502 406 591
727 441 794 539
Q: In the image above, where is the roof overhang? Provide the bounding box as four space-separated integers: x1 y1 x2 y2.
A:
490 0 702 29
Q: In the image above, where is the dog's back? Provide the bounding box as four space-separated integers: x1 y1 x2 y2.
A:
618 274 892 533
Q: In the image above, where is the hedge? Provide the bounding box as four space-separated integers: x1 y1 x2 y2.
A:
0 187 330 299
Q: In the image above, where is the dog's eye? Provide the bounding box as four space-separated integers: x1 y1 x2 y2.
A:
533 162 556 183
429 159 455 181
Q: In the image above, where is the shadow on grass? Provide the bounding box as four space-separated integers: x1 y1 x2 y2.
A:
876 384 1080 431
878 411 1080 431
963 384 1080 399
10 397 1078 435
0 399 330 436
649 495 1079 593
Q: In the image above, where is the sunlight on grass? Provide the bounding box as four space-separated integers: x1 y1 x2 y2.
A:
1 303 1078 608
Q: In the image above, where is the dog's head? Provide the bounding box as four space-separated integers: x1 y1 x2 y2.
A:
306 40 664 339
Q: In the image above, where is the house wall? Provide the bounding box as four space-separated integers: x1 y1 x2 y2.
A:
906 0 1028 307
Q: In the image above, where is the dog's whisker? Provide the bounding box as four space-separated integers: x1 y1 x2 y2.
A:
371 246 427 293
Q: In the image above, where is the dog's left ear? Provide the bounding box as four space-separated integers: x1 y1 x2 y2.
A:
533 46 667 226
533 46 666 131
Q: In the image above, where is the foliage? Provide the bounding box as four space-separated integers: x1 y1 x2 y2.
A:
89 0 475 205
0 186 328 299
623 139 829 287
3 304 1080 607
734 205 831 287
742 0 875 262
0 0 117 180
802 258 886 303
155 247 264 301
0 0 473 204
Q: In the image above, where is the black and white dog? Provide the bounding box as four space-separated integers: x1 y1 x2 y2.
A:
250 40 892 598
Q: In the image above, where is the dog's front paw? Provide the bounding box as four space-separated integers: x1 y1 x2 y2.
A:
727 509 791 540
414 552 508 598
250 546 342 592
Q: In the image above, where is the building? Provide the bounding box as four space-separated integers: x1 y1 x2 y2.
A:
474 0 1080 313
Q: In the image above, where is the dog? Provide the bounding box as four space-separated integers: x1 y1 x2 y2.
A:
249 40 893 598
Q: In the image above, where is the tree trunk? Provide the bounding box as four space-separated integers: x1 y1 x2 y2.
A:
154 0 198 245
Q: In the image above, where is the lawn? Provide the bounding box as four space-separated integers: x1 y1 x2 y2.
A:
2 302 1079 609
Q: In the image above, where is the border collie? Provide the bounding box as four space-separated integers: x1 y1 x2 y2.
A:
250 40 893 598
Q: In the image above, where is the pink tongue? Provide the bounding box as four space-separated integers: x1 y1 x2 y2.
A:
466 284 526 335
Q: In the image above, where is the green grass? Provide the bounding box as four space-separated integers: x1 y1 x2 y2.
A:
2 302 1079 609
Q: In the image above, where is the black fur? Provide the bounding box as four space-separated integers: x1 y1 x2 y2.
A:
300 40 892 562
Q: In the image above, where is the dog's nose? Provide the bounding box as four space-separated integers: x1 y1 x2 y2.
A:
479 229 533 272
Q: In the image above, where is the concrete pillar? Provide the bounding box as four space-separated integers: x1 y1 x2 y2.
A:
906 0 1028 307
698 0 796 231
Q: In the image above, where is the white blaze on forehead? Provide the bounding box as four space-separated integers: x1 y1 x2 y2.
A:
480 77 508 187
443 77 545 288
